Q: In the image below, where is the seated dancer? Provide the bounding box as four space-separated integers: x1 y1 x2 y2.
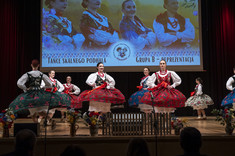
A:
128 67 151 112
78 62 125 113
80 0 119 49
185 77 214 119
221 66 235 108
62 76 81 121
120 0 156 50
141 60 186 113
9 60 70 129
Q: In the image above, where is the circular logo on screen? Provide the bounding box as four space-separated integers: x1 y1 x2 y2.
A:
113 43 131 61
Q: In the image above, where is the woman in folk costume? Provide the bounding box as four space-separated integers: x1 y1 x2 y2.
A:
153 0 195 48
9 60 69 129
78 62 125 113
43 0 85 51
128 68 151 112
62 76 81 121
185 77 214 119
120 0 156 50
221 66 235 108
80 0 119 49
45 70 71 123
141 60 186 113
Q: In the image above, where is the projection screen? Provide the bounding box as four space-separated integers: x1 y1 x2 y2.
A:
41 0 202 72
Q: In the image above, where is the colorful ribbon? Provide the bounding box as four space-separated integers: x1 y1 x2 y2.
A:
83 82 107 96
148 81 168 91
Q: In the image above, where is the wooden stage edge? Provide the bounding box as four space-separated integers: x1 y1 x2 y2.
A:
1 117 235 156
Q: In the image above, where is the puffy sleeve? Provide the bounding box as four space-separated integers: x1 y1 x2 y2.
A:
153 20 177 47
226 77 235 91
196 84 203 95
106 73 115 88
170 71 181 88
88 29 111 45
72 33 85 50
72 84 81 95
109 30 119 44
17 73 28 92
42 74 53 88
80 14 114 46
120 20 148 49
56 80 64 92
146 73 157 88
176 18 195 43
86 73 97 88
40 80 45 89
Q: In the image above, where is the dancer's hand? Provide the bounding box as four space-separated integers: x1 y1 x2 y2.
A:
167 85 173 89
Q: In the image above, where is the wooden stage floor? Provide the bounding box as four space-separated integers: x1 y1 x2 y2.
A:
0 116 231 137
1 117 235 156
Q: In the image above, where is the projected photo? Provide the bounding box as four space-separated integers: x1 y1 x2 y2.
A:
41 0 200 70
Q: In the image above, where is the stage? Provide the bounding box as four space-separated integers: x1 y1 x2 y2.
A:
1 117 235 156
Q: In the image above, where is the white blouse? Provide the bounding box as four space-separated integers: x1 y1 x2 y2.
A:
226 75 235 91
196 84 203 95
63 83 81 95
153 18 195 47
83 11 119 45
140 76 150 86
146 70 181 88
52 78 64 92
17 71 52 92
86 72 115 89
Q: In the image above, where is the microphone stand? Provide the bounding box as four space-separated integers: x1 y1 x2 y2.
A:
150 91 157 130
149 90 158 156
44 86 54 156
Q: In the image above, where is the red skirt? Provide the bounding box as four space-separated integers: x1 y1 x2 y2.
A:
140 88 186 108
67 94 82 109
78 88 125 104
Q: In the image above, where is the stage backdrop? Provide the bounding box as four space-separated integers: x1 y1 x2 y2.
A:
0 0 234 115
41 0 202 72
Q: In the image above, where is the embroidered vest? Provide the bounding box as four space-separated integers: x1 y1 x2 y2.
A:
95 75 106 86
156 12 186 48
27 73 43 90
141 77 149 88
156 72 171 85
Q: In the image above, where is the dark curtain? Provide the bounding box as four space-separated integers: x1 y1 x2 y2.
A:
0 0 234 115
202 0 235 109
0 0 40 111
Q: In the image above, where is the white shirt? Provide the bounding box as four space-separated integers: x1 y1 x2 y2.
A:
83 11 119 45
63 83 81 95
146 70 181 88
226 75 235 91
153 18 195 47
17 70 52 92
86 72 115 89
196 84 203 95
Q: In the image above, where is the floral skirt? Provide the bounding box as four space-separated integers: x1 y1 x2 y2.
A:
221 90 235 108
9 90 71 113
67 94 82 109
78 88 125 105
128 89 149 107
185 94 214 110
140 88 186 108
